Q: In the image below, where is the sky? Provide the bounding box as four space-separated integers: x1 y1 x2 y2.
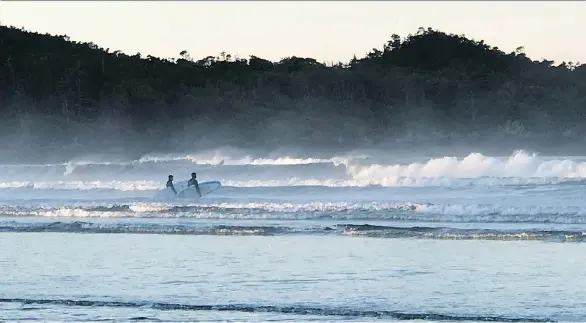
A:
0 1 584 64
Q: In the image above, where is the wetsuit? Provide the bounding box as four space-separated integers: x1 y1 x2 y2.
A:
166 180 177 194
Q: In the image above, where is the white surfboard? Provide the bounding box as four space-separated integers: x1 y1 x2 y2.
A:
153 180 222 199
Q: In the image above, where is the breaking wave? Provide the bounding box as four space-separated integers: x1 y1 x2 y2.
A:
2 150 586 188
2 177 585 191
2 150 586 240
3 202 586 224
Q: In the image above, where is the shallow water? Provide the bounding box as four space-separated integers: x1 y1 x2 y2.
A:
1 149 585 322
3 234 585 322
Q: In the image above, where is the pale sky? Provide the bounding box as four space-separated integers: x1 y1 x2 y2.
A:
1 1 584 64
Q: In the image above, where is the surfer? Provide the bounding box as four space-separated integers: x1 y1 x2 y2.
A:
188 172 202 197
166 175 177 195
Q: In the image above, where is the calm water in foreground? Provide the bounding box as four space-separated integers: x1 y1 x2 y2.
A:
1 233 585 322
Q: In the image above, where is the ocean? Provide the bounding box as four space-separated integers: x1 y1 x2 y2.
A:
1 149 585 322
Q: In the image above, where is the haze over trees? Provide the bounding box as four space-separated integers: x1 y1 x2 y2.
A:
0 25 585 163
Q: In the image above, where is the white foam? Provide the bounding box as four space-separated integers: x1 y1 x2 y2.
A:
0 180 159 191
221 177 568 187
2 201 586 223
128 203 174 213
2 150 586 190
0 176 577 194
132 150 586 187
137 153 338 166
346 150 586 186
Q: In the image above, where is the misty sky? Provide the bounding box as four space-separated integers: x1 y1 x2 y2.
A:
1 1 584 64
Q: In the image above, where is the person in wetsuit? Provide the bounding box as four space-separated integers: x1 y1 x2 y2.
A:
187 172 202 197
166 174 177 195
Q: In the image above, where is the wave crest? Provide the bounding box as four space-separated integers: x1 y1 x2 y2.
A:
347 150 586 186
2 202 586 224
3 150 586 189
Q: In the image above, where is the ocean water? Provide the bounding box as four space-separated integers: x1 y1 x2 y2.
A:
1 149 586 322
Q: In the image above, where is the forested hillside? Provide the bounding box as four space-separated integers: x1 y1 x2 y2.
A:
1 25 585 162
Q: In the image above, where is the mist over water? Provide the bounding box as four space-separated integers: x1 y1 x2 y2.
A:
3 20 586 323
4 121 585 323
3 147 586 188
2 148 586 235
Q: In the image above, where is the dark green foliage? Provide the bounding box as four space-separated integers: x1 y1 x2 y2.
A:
0 25 585 162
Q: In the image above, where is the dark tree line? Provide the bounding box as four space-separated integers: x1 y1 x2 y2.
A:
0 25 585 163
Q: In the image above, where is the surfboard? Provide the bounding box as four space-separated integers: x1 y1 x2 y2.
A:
177 180 222 198
153 180 222 199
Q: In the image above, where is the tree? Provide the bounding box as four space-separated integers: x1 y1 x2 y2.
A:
0 25 584 163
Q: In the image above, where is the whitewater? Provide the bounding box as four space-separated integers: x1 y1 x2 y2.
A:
1 149 586 322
